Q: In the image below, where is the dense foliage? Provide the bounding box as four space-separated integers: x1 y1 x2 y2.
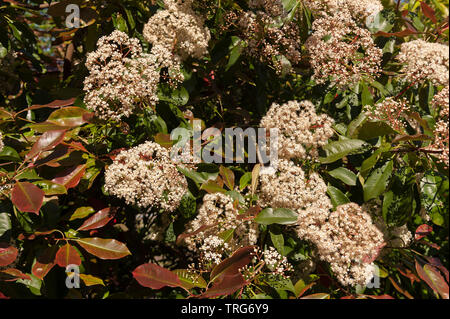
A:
0 0 449 299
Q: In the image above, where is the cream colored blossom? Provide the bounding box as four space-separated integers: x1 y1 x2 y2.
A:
104 141 187 211
317 203 385 287
83 30 160 121
143 0 211 61
183 193 259 252
397 40 449 87
305 12 382 88
260 100 334 160
303 0 383 21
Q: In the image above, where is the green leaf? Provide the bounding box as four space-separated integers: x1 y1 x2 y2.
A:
239 172 252 190
327 186 350 209
69 207 96 221
177 166 218 185
360 143 391 178
254 208 297 225
173 269 207 289
0 146 21 162
320 139 367 164
33 181 67 196
364 160 394 202
328 167 357 186
0 213 11 238
361 82 374 106
269 231 285 256
226 37 243 71
358 121 397 140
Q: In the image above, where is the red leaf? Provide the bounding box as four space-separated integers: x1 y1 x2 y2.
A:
219 166 235 190
0 243 18 267
421 2 437 23
132 263 183 290
29 98 76 110
11 182 45 215
210 246 256 282
77 208 115 231
26 130 66 160
32 246 57 280
0 291 9 299
415 224 433 241
0 268 31 282
55 244 82 268
426 257 449 283
416 259 449 299
201 272 248 298
52 164 87 189
375 29 417 37
76 237 131 260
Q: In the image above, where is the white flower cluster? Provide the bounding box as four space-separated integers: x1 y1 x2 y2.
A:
263 246 293 276
183 193 259 252
228 0 302 74
143 0 211 62
83 30 160 121
397 40 449 87
305 12 382 89
260 100 335 160
104 141 188 212
365 97 410 133
0 132 4 152
199 235 231 266
258 160 386 286
259 159 332 229
316 203 385 287
303 0 383 21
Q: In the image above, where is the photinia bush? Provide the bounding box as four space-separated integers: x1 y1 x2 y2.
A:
0 0 448 300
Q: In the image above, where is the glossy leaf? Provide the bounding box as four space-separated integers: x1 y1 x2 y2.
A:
47 107 91 127
55 244 82 267
76 238 131 260
79 274 105 287
363 160 393 201
11 182 45 215
69 206 96 221
0 243 18 267
26 130 66 160
416 260 449 299
173 269 207 290
320 139 367 164
77 208 115 231
328 167 357 186
254 208 297 225
52 164 87 189
210 246 256 282
219 166 235 190
132 263 183 290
